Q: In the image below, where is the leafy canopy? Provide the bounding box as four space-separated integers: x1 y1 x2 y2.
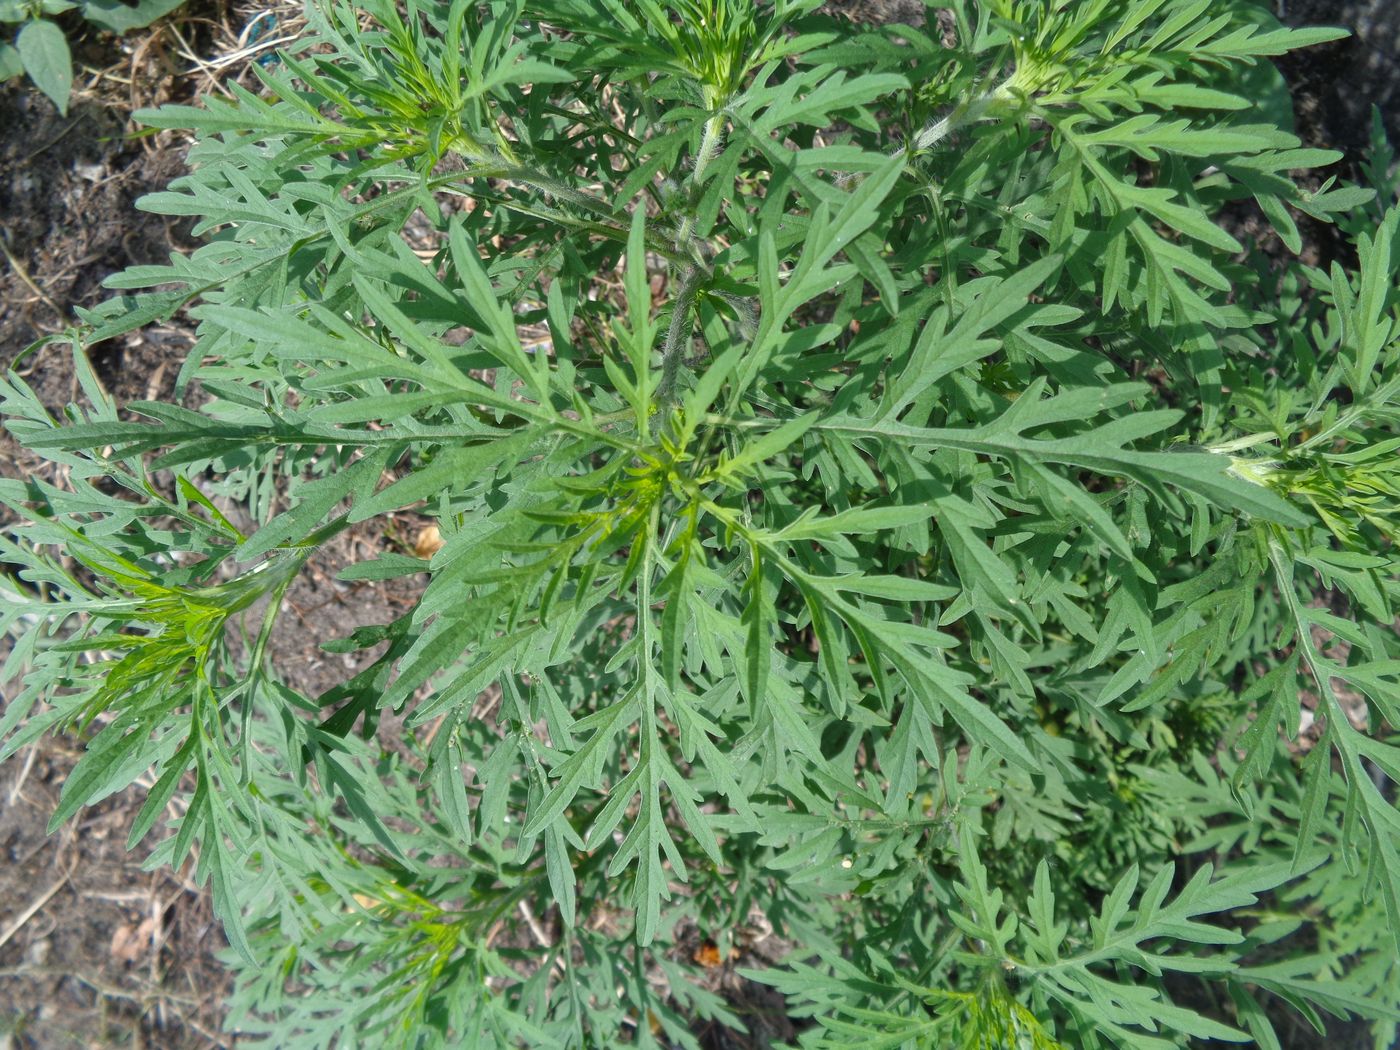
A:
3 0 1400 1047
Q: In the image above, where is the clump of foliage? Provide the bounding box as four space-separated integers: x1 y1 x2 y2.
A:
3 0 1400 1046
0 0 185 114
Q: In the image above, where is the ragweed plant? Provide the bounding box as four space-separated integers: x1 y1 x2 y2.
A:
3 0 1400 1047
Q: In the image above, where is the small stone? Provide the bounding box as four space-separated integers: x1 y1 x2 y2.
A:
24 937 50 966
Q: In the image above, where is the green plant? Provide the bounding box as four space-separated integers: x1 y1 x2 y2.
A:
3 0 1400 1046
0 0 184 113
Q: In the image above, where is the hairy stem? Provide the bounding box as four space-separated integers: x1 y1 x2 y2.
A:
674 112 726 247
907 86 1016 156
657 266 704 405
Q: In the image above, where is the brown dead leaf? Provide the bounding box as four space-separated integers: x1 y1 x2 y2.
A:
414 524 444 559
109 915 155 963
692 938 738 968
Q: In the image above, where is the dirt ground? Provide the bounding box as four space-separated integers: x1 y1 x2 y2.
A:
0 1 1398 1048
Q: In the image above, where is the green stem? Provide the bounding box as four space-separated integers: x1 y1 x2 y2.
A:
907 86 1015 155
674 112 726 248
1295 374 1400 453
657 265 703 405
236 563 303 784
657 112 727 407
299 513 354 550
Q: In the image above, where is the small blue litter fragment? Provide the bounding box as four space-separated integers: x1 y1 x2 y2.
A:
245 11 281 68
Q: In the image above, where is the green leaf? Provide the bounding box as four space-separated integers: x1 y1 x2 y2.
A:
0 42 24 81
822 385 1312 525
348 435 528 523
82 0 185 33
236 450 390 560
776 503 937 541
17 19 71 115
709 411 817 482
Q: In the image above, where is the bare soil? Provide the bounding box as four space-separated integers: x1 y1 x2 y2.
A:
0 1 1397 1048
